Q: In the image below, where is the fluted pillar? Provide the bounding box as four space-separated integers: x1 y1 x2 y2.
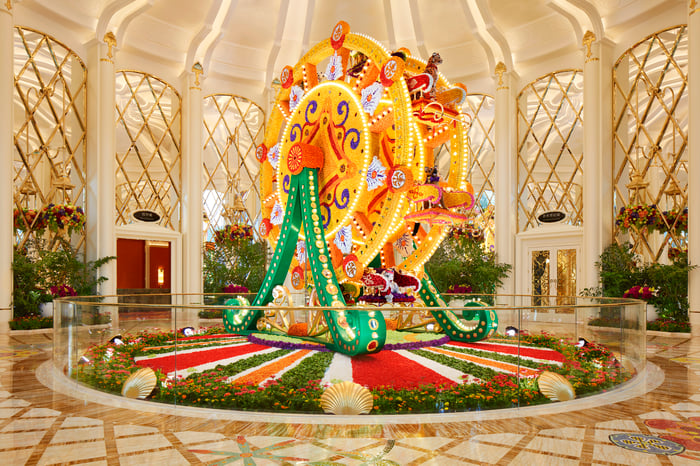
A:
494 62 517 297
86 33 117 299
688 0 700 335
582 32 614 290
182 65 203 302
0 2 13 332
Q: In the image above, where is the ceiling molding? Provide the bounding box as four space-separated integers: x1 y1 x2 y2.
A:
114 0 155 48
263 0 290 90
408 0 428 58
185 0 239 76
96 0 133 42
383 0 397 51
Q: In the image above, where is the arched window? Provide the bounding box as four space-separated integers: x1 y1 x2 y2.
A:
612 25 688 263
517 70 584 232
465 93 496 248
115 71 182 230
202 94 265 242
13 27 88 251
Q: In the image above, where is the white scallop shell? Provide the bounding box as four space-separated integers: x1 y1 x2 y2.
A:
121 367 157 399
537 371 575 402
320 381 373 415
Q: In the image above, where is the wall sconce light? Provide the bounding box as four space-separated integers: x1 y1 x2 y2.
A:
157 266 165 287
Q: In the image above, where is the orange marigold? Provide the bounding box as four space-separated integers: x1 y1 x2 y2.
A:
287 323 308 337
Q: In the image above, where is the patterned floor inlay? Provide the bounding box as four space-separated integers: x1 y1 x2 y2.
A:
0 332 699 464
608 432 685 455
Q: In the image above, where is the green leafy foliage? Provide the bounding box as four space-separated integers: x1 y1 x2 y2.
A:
597 242 693 323
425 235 511 297
203 236 267 293
12 240 115 319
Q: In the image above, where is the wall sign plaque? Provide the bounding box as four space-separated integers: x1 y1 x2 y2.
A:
133 210 161 223
538 210 566 224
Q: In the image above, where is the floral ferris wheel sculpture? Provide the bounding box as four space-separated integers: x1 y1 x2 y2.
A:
223 21 497 356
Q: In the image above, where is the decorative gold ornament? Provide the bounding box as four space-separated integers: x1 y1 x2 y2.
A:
691 0 698 15
495 62 508 90
582 31 598 63
104 32 117 61
537 371 575 402
5 0 12 11
192 62 203 87
320 381 373 414
121 367 157 399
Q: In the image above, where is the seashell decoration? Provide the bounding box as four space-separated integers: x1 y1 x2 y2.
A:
613 351 637 374
320 381 373 415
537 371 576 402
121 367 157 399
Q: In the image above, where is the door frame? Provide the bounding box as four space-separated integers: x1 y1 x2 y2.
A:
115 224 182 295
515 224 583 298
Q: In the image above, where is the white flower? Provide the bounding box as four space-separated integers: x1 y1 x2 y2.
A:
267 143 280 170
296 240 306 264
361 82 383 115
366 156 387 191
270 201 284 225
334 225 353 254
289 85 304 111
324 53 343 81
394 232 414 257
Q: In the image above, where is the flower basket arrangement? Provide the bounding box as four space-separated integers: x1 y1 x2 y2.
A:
615 204 660 233
447 284 473 294
222 283 249 294
622 285 658 301
450 222 484 242
213 224 253 245
50 284 78 298
13 207 46 232
661 207 688 235
39 203 85 235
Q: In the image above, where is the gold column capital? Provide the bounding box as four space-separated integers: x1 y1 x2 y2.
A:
691 0 698 15
5 0 12 11
102 32 117 63
582 31 599 63
495 62 508 90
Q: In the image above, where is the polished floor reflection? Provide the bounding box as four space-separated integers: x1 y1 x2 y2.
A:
0 331 698 465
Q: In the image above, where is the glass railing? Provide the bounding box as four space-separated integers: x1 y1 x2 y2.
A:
52 294 645 415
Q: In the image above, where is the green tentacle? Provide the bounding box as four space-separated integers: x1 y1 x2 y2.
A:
419 274 498 342
223 167 386 355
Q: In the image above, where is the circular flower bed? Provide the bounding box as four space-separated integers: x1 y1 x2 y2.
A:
72 328 632 414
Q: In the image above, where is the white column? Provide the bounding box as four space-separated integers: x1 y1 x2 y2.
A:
688 1 700 335
582 33 614 290
181 67 203 302
494 63 517 297
86 34 117 299
0 3 13 332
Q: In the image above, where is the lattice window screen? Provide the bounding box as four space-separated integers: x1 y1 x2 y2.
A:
115 71 182 230
612 25 688 263
202 94 265 242
464 93 496 246
13 27 87 252
432 94 495 246
517 70 584 232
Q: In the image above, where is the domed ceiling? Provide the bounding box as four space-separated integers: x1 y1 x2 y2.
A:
15 0 686 95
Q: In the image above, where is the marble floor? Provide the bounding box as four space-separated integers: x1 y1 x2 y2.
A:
0 331 699 465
